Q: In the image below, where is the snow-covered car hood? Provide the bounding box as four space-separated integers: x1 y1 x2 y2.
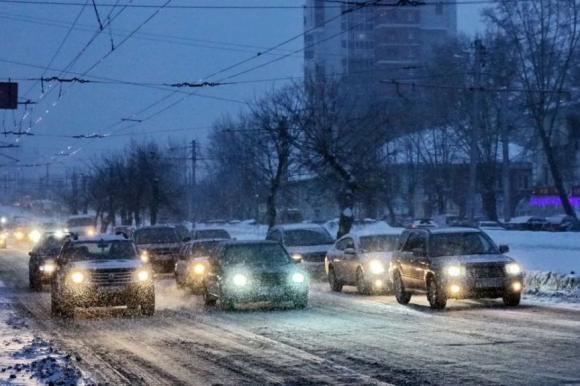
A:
431 254 514 267
226 263 303 276
360 251 393 262
69 259 143 270
286 244 332 255
137 243 180 250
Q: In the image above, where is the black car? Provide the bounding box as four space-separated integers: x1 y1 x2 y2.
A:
390 228 524 309
134 225 186 273
192 228 231 240
204 241 309 310
51 236 155 318
28 233 65 291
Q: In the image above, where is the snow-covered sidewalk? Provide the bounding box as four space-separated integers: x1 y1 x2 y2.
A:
0 281 92 385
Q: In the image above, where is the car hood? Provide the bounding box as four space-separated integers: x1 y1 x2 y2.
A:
226 263 301 276
360 251 393 262
137 243 180 250
285 244 332 255
70 259 143 270
430 254 514 267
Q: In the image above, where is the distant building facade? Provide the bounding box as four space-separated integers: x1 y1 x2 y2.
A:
303 0 457 104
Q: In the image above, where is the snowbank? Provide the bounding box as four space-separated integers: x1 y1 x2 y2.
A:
524 271 580 301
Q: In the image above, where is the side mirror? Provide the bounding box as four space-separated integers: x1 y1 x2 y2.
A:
412 248 426 258
499 245 509 254
344 248 356 256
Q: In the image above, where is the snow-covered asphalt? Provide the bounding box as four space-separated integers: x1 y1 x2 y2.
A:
0 248 579 386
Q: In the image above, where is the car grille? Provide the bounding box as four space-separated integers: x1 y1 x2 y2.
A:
466 264 506 279
302 252 326 263
151 248 178 255
256 273 286 287
90 268 134 286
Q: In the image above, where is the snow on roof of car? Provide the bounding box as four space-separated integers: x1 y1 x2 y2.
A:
135 224 177 230
274 223 327 231
73 234 130 242
221 240 278 246
426 227 481 234
507 216 544 224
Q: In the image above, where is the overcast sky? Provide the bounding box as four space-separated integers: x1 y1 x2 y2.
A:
0 1 486 177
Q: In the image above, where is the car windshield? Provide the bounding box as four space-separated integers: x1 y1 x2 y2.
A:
35 237 63 254
223 244 291 267
191 241 221 258
66 217 94 227
359 235 398 252
196 229 230 239
430 233 498 257
284 229 333 246
134 228 179 244
64 241 137 261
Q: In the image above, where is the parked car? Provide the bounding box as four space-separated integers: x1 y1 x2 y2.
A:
505 216 548 231
409 219 438 229
66 215 97 237
113 225 134 239
204 241 309 310
175 239 225 293
266 224 334 264
545 215 579 232
133 225 185 273
390 228 523 309
477 221 506 230
325 231 400 294
192 228 231 240
50 235 155 318
28 233 66 291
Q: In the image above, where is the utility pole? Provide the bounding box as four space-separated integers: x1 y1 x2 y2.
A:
467 39 484 224
190 140 197 222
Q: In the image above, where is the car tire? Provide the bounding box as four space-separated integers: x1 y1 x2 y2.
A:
59 300 74 319
394 272 412 305
141 289 156 316
203 288 217 306
356 268 371 295
294 293 308 309
427 277 447 310
29 271 42 292
503 292 521 307
328 267 343 292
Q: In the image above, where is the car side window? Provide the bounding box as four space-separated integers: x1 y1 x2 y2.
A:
345 238 355 250
402 232 423 252
335 238 348 250
267 230 282 242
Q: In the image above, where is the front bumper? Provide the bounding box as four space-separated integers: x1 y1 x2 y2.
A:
442 275 523 299
62 283 154 307
223 284 308 304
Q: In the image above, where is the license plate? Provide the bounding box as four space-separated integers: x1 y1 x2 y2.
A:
258 287 281 297
475 278 503 288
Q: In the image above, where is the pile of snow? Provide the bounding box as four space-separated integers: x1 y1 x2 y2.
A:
195 222 268 240
524 271 580 301
0 312 92 385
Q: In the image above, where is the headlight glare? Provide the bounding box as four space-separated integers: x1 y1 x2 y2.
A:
232 273 248 287
71 271 84 284
41 262 56 273
29 230 42 243
137 270 150 282
291 253 303 262
506 263 521 275
140 250 149 263
291 272 305 283
369 260 385 274
446 265 463 277
193 263 205 275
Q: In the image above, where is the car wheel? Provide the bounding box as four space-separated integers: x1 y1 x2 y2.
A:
356 268 371 295
328 267 343 292
394 272 412 305
59 301 75 319
427 277 447 310
503 292 521 307
294 293 308 309
141 289 156 316
29 271 42 292
203 287 217 306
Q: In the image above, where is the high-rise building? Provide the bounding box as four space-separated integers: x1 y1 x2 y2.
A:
303 0 457 104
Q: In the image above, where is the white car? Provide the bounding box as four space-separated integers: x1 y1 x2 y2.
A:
325 231 401 294
266 224 335 263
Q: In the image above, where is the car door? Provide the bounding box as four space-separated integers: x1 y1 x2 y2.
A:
341 237 358 284
398 231 424 289
175 243 190 282
328 238 348 280
407 232 428 290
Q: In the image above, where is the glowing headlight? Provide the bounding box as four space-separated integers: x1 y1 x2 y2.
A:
28 230 42 244
449 284 462 294
291 253 303 262
14 231 24 240
232 273 248 287
54 230 65 239
192 263 205 275
505 263 521 275
86 228 96 237
446 265 464 277
369 260 385 274
137 270 150 282
140 250 149 263
41 262 56 273
0 216 6 224
291 272 305 283
70 271 85 284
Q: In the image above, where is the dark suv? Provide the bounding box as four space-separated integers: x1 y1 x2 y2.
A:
390 228 523 309
134 225 185 273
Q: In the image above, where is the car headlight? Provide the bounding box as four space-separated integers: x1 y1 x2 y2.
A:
137 269 150 282
291 272 305 283
140 250 149 263
192 263 205 275
446 265 464 277
40 261 56 273
86 228 96 237
505 263 521 275
369 260 385 274
28 230 42 244
14 231 24 240
291 253 303 262
232 273 248 287
70 271 85 284
0 217 6 224
54 230 65 239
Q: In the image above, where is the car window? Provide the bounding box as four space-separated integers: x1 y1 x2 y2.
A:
402 232 426 252
283 229 333 246
134 228 179 244
190 240 221 258
429 232 498 257
359 235 398 252
63 241 137 261
222 244 291 267
267 230 282 242
194 229 230 240
335 238 349 251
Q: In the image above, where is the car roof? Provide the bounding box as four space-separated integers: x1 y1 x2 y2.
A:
220 240 279 247
135 225 177 230
189 238 227 244
272 223 327 231
405 227 481 235
72 235 131 242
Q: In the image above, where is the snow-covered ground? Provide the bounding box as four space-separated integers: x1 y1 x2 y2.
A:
0 282 92 385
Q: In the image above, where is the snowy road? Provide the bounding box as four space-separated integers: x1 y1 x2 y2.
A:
1 249 579 385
